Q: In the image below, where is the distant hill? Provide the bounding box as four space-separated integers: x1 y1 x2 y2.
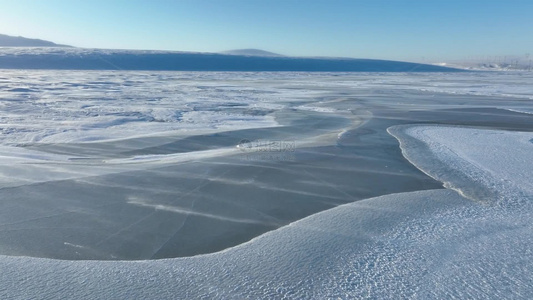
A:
222 49 283 57
0 34 72 47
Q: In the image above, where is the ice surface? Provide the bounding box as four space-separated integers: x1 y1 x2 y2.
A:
365 71 533 99
0 71 532 298
2 125 533 298
0 71 377 261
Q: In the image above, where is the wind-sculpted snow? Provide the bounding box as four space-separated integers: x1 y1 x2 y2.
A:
0 70 287 145
0 47 459 72
388 125 533 205
0 70 288 189
506 108 533 115
1 70 529 148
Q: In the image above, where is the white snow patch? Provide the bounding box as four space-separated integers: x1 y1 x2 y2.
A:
389 125 533 204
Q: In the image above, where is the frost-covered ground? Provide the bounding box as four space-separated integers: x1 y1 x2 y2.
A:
0 71 532 298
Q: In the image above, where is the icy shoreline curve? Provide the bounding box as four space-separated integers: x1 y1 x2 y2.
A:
388 125 533 204
1 125 532 299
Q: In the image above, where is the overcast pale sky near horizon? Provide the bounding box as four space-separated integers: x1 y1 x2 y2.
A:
0 0 531 62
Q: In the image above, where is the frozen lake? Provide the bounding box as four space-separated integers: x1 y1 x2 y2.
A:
0 71 532 298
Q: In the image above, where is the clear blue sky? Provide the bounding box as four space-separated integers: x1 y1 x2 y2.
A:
0 0 531 61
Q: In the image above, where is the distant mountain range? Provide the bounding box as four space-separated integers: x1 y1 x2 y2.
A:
0 34 72 47
0 34 460 72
